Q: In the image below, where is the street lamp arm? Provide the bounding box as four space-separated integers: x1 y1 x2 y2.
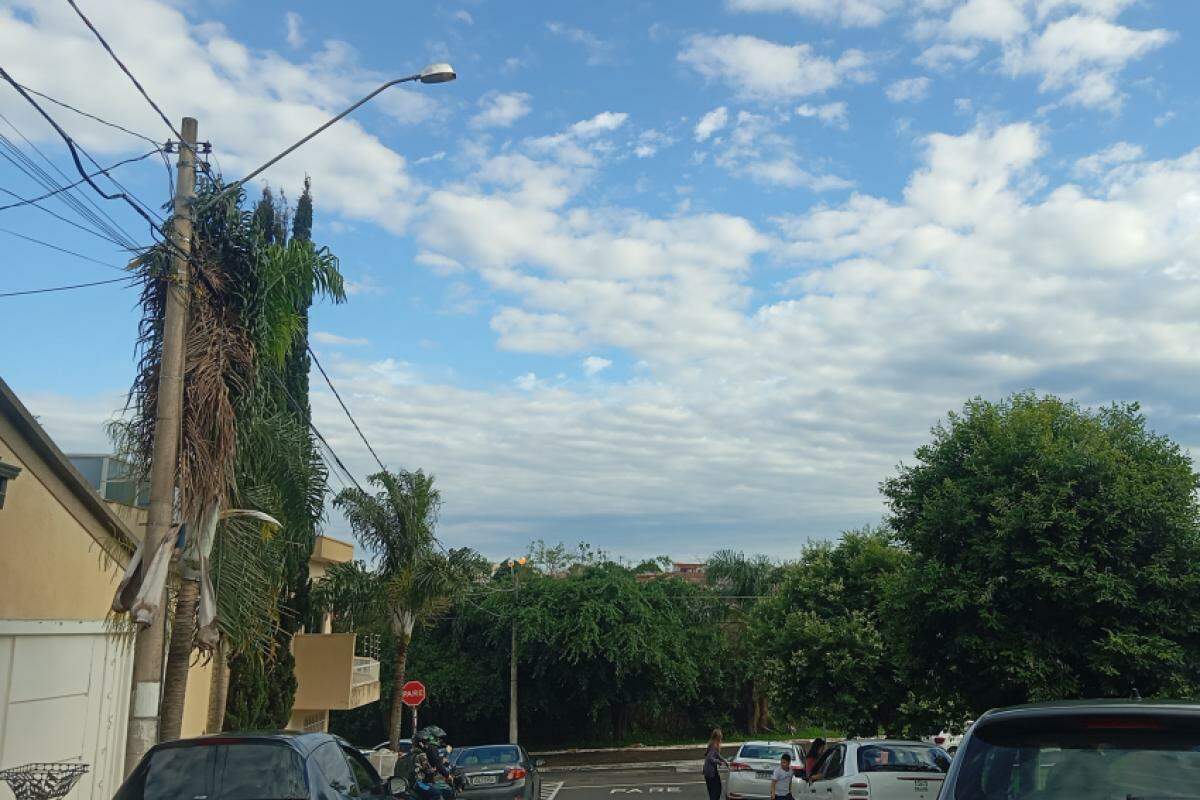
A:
198 75 419 213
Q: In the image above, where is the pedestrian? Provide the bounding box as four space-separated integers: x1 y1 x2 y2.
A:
770 753 795 800
805 738 825 780
703 728 728 800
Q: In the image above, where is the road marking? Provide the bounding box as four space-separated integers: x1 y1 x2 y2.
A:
560 782 705 791
607 788 685 794
543 781 565 800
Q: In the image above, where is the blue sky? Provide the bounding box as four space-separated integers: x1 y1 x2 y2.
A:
3 0 1200 560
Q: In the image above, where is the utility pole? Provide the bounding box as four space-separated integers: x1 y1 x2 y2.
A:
508 557 524 744
124 117 198 775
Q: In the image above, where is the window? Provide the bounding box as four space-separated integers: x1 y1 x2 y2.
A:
343 747 381 796
314 742 359 797
953 714 1200 800
857 744 949 773
459 746 522 766
821 746 845 780
739 745 796 761
137 743 306 800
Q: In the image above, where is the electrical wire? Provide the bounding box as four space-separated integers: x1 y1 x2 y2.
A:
0 225 128 270
0 148 159 212
0 275 134 298
308 345 388 473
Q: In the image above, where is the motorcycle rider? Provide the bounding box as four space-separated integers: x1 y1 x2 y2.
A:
397 726 459 800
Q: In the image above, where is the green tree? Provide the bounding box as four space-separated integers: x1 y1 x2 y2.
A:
748 529 908 736
327 470 483 748
882 393 1200 714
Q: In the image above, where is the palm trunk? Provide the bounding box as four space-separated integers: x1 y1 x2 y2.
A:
206 639 229 733
160 577 200 740
389 632 411 749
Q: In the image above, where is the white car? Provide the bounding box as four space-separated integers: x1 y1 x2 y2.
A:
924 720 974 754
726 741 806 800
802 740 951 800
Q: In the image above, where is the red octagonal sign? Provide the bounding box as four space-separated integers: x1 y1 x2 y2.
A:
402 680 426 707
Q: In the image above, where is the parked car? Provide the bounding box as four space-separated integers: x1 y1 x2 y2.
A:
448 744 543 800
802 739 950 800
726 741 806 800
366 738 414 755
940 699 1200 800
115 731 405 800
923 720 973 754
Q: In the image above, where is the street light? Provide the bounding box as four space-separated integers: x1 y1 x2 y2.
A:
199 62 457 211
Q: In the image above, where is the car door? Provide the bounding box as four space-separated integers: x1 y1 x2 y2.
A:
312 741 364 799
344 745 389 798
810 745 847 800
521 746 541 800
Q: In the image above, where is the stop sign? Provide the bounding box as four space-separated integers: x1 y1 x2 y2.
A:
402 680 426 707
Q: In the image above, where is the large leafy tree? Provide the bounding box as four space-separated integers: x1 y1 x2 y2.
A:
326 470 483 748
748 529 908 736
882 393 1200 714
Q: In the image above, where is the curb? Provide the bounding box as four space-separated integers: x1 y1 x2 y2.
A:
542 761 704 774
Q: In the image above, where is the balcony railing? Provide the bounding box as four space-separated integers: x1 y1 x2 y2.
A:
352 656 380 686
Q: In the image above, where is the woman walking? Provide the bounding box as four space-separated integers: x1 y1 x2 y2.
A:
805 738 826 780
704 728 728 800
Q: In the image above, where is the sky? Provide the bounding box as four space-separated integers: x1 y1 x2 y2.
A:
3 0 1200 561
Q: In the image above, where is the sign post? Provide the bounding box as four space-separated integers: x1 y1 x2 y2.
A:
403 680 426 738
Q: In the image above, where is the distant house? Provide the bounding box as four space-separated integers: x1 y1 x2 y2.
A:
636 561 707 585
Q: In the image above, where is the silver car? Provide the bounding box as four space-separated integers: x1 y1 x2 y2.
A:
726 741 805 800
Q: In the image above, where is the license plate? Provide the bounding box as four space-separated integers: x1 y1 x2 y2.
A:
472 776 498 786
755 772 772 780
911 780 928 793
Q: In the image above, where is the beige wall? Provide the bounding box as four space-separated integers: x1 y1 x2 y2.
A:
0 432 126 621
180 657 214 738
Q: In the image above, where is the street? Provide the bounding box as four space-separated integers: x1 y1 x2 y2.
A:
541 767 709 800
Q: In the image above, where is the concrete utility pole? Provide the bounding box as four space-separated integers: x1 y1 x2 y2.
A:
124 117 198 775
508 558 524 744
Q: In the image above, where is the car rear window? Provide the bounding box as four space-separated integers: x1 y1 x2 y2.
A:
141 743 307 800
857 744 949 773
952 712 1200 800
739 745 795 761
457 746 522 766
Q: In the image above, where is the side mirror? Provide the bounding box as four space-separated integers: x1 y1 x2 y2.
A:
387 776 409 797
535 759 546 768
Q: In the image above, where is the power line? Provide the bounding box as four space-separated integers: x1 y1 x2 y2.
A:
64 0 182 143
308 345 388 473
0 225 128 269
0 275 133 298
0 148 159 212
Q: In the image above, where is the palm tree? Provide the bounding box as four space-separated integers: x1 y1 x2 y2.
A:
328 470 479 748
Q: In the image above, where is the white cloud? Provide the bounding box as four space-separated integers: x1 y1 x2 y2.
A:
569 111 628 137
943 0 1030 43
284 11 304 48
635 129 675 159
1155 111 1175 128
471 91 533 129
795 101 849 129
694 106 730 142
916 42 980 70
711 111 852 191
582 356 612 376
545 21 613 65
491 309 586 354
1073 141 1143 176
678 34 873 101
0 0 435 232
1005 15 1173 111
312 331 370 347
727 0 902 27
886 76 933 102
454 9 474 24
513 372 544 392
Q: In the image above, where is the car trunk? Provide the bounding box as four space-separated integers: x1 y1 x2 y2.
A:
460 766 524 790
736 759 780 781
861 772 946 800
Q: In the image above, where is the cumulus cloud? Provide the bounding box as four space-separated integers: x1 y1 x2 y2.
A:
0 0 435 232
710 111 852 191
454 9 474 24
471 91 533 129
1073 141 1143 176
795 101 849 128
694 106 730 142
635 129 675 159
582 356 612 376
727 0 902 27
284 11 304 48
678 34 873 101
313 331 370 347
886 76 932 102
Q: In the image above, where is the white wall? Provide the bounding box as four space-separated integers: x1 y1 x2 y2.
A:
0 621 133 800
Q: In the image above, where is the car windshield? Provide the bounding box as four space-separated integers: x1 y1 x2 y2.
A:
456 746 522 767
140 743 307 800
739 745 794 761
857 744 949 773
953 714 1200 800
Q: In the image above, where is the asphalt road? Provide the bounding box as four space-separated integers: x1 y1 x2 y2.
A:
540 767 710 800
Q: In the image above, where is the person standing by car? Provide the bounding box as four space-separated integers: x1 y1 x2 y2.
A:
703 728 728 800
805 738 826 780
770 753 795 800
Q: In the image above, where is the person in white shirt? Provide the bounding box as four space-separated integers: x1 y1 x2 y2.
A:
770 753 795 800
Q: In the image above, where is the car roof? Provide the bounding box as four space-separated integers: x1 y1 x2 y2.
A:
848 739 931 747
979 699 1200 722
738 741 799 748
151 731 336 757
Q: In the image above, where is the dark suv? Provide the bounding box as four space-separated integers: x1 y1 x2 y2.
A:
115 731 400 800
940 699 1200 800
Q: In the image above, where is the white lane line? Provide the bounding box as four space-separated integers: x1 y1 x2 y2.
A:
559 782 706 790
543 781 566 800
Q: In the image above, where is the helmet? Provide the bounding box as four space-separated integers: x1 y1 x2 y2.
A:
419 725 448 744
